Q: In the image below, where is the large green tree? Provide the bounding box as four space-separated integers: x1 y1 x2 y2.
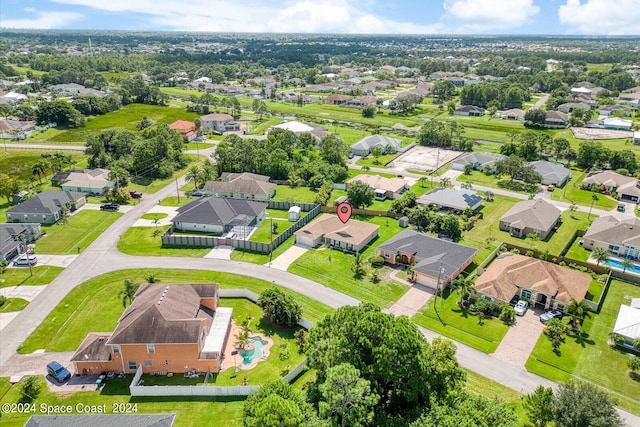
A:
243 381 324 427
305 304 466 419
318 363 379 427
257 287 302 327
36 100 85 128
552 380 623 427
347 180 375 209
523 385 554 427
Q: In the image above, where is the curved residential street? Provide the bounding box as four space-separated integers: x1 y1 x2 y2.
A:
0 167 638 425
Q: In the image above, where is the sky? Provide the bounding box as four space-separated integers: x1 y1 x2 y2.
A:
1 0 640 35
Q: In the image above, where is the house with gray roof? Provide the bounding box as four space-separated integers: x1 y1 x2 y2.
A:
203 172 275 201
377 230 476 289
454 105 485 116
544 111 568 127
499 199 561 239
417 188 483 211
528 160 571 186
557 102 591 114
61 168 113 196
350 135 402 156
25 414 176 427
582 170 640 203
583 216 640 259
451 152 506 172
171 197 267 235
6 190 86 224
0 223 42 261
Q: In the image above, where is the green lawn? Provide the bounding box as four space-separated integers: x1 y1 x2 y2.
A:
47 104 200 143
159 196 191 206
126 157 196 195
0 375 244 427
0 297 29 312
346 168 397 180
465 371 527 426
19 268 333 355
36 210 123 254
117 226 211 258
249 215 296 243
550 172 617 210
564 239 591 261
140 213 168 220
272 185 318 203
0 266 63 288
288 215 409 308
525 279 640 415
0 149 85 184
356 153 400 168
412 288 510 353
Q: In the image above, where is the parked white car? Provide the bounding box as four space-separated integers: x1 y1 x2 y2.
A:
514 300 528 316
14 254 37 266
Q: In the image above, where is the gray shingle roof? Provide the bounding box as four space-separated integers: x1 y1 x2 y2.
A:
204 173 275 198
6 190 85 215
528 161 570 182
173 197 267 227
351 134 402 152
452 152 506 168
500 199 561 232
417 188 483 210
584 215 640 247
377 230 476 280
25 414 176 427
0 223 40 257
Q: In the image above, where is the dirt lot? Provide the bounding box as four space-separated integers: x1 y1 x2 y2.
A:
570 127 633 140
388 146 462 172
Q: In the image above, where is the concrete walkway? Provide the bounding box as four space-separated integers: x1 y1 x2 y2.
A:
492 308 545 367
28 254 78 268
269 245 309 271
385 285 434 317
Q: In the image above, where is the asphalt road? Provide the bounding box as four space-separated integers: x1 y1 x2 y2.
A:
0 167 638 424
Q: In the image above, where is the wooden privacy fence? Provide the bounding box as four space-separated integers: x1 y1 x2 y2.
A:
162 203 321 253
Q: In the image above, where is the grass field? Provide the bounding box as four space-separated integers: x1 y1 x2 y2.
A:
117 225 211 257
140 213 168 220
0 266 63 288
0 297 29 312
18 268 333 354
272 185 318 203
0 149 85 183
525 279 640 415
412 288 510 353
288 215 408 308
550 172 618 210
47 104 200 143
36 210 122 254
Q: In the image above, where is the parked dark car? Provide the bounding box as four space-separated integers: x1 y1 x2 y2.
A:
100 203 120 211
191 190 205 197
46 361 71 383
539 309 564 324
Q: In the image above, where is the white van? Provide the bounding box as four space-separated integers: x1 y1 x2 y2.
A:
14 255 37 266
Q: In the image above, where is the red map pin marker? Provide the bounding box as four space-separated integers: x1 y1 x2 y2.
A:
337 202 352 224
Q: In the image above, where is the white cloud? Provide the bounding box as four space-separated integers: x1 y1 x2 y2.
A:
558 0 640 35
49 0 444 33
1 10 83 29
443 0 540 32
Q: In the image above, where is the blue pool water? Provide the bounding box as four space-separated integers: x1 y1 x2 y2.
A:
241 336 268 365
606 258 640 275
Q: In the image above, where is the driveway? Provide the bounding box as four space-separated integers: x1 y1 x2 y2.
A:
385 284 433 317
29 254 78 268
492 307 545 367
269 244 309 271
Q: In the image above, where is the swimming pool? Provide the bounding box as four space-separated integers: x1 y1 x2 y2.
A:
241 336 268 365
606 258 640 275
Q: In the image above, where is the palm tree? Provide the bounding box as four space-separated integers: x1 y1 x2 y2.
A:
186 166 202 190
417 177 428 188
592 247 611 266
566 298 592 332
621 258 635 273
351 252 366 277
31 161 46 184
452 275 474 305
118 279 139 308
439 177 451 188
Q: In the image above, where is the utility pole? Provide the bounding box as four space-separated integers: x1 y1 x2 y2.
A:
269 217 273 266
175 178 180 204
434 262 444 325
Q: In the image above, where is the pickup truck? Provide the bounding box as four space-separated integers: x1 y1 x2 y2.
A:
128 190 143 199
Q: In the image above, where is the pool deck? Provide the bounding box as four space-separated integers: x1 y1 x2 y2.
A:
588 254 640 275
218 322 273 372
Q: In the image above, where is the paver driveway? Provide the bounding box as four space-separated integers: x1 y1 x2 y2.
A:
492 307 545 367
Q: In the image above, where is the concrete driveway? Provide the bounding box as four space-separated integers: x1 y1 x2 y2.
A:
492 307 545 367
269 244 309 271
385 284 433 317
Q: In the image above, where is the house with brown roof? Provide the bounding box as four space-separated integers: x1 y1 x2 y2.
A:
582 170 640 203
583 216 640 259
203 172 275 201
475 253 592 310
71 284 232 375
324 94 352 105
499 199 561 239
294 214 379 252
168 120 197 141
454 105 485 116
544 111 568 127
200 113 240 134
61 168 114 196
346 174 407 200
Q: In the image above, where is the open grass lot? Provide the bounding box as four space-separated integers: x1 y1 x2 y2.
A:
0 266 63 288
0 297 29 312
126 156 196 195
18 268 333 355
36 210 122 254
457 170 536 194
550 171 617 210
525 279 640 415
0 149 85 183
346 168 397 181
159 195 191 206
0 375 245 427
140 213 168 220
288 215 409 308
466 370 527 425
412 288 510 353
272 185 318 203
356 153 400 168
117 226 211 257
48 104 200 143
